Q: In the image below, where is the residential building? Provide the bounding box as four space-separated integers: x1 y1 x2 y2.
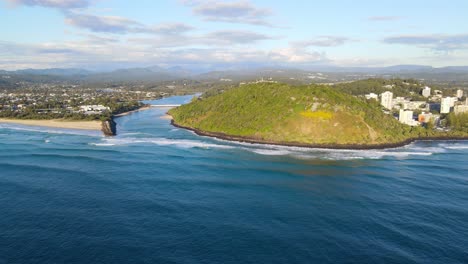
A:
422 86 431 98
441 97 454 114
418 112 433 123
403 101 428 111
449 97 457 107
79 105 110 113
380 91 393 110
365 93 378 100
456 89 464 99
399 109 417 126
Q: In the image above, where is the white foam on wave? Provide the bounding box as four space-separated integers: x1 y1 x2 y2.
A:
443 145 468 150
402 145 446 154
118 132 146 136
436 142 468 150
89 143 116 146
93 137 236 150
209 136 442 160
246 146 434 160
250 149 292 156
0 123 101 137
90 129 465 160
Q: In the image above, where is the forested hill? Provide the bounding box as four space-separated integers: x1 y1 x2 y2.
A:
170 83 428 146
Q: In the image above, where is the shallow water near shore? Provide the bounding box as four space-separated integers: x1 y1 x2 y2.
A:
1 95 467 264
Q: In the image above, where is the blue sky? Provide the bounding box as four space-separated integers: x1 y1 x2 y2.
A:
1 0 468 70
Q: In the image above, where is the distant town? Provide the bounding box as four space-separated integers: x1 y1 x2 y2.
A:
370 86 467 130
0 67 467 133
0 80 206 120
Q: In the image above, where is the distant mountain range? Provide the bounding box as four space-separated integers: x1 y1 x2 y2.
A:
2 65 468 84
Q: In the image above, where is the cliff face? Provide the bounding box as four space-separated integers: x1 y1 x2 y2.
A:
101 119 117 136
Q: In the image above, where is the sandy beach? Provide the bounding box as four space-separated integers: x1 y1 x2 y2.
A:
160 114 173 120
0 119 102 131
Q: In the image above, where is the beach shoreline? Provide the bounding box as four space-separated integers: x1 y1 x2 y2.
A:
0 118 102 131
160 114 173 120
171 119 468 150
0 105 153 135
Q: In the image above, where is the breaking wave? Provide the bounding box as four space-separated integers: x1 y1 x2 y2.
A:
89 134 467 160
91 137 236 149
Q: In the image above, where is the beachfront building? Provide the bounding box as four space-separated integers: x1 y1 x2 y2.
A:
399 109 417 126
422 86 431 98
79 105 110 114
457 89 464 99
380 91 393 110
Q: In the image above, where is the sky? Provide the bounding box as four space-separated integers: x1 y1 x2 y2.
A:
1 0 468 70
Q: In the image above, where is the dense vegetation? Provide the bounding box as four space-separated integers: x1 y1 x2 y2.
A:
0 99 143 121
447 113 468 133
170 82 467 146
333 79 424 97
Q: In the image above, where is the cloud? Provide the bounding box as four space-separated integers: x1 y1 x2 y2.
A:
292 36 351 48
65 12 195 36
150 23 194 35
368 16 403 21
0 39 327 70
128 29 275 48
83 34 120 44
37 47 83 54
6 0 90 9
64 12 146 33
268 48 327 63
182 0 273 26
383 34 468 52
203 30 275 44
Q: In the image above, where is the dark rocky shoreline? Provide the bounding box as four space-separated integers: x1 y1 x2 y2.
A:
101 119 117 136
171 120 468 150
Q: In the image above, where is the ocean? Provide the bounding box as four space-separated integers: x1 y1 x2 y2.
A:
1 95 467 264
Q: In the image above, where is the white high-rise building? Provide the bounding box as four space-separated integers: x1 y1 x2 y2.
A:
422 86 431 98
456 89 464 99
449 97 456 107
380 91 393 110
399 109 415 125
441 97 453 114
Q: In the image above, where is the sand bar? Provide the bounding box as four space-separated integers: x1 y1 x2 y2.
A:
160 114 173 120
0 119 102 131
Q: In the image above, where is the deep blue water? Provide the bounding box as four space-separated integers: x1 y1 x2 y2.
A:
1 95 467 264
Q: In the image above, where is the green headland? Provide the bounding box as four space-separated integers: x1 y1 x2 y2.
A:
169 81 468 149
